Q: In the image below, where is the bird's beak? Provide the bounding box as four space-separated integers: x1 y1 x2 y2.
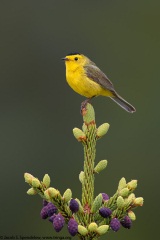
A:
61 57 69 61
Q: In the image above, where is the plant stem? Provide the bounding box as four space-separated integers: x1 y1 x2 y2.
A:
81 104 97 216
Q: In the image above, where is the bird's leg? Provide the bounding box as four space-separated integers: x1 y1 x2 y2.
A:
81 98 90 112
81 97 95 115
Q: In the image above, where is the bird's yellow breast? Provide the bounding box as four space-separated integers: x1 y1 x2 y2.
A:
66 65 111 98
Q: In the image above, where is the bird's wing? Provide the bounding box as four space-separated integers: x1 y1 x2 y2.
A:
84 64 115 92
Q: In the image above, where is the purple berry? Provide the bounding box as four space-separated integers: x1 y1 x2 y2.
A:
102 193 109 201
110 218 121 232
43 200 48 206
53 213 65 232
99 207 112 218
47 203 58 217
69 199 79 213
121 216 132 229
49 214 57 223
40 206 48 219
68 218 78 236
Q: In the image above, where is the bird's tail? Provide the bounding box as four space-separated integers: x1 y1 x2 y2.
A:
110 93 136 113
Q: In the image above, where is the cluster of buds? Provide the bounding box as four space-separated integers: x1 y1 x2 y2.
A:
77 179 143 235
24 172 143 238
40 198 80 235
24 173 51 195
24 173 79 236
41 201 65 232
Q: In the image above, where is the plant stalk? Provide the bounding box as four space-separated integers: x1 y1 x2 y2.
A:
81 104 97 224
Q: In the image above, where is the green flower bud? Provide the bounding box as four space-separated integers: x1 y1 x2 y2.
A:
32 178 41 188
117 196 125 209
94 160 108 173
128 193 136 202
73 128 86 141
75 198 84 213
128 210 136 221
91 193 103 213
42 174 50 188
82 103 95 124
88 222 98 232
97 123 110 138
78 225 88 236
118 177 127 190
124 198 131 207
79 171 84 184
48 187 59 198
127 180 137 190
82 123 87 132
44 189 50 200
133 197 144 206
27 188 37 195
96 225 109 235
119 188 129 197
63 188 72 202
24 173 34 184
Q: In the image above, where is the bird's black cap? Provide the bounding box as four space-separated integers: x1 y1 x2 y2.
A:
67 52 81 56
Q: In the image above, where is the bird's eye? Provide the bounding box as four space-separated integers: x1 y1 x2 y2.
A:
74 57 78 61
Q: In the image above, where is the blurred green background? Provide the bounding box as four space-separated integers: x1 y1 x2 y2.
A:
0 0 159 239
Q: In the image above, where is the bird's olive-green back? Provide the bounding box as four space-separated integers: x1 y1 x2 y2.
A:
84 63 115 93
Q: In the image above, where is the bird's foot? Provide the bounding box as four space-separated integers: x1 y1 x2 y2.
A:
80 99 91 115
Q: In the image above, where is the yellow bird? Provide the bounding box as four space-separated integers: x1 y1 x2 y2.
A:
62 52 136 113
